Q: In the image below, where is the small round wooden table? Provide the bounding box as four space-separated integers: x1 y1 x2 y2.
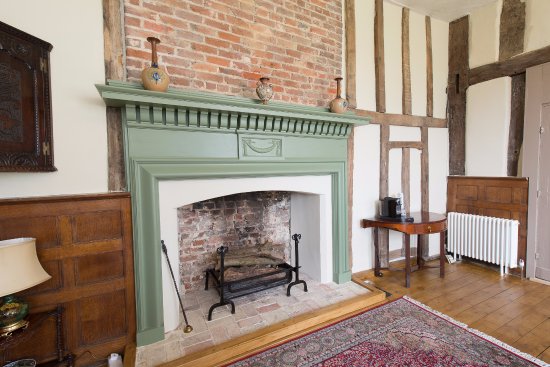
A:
361 212 447 288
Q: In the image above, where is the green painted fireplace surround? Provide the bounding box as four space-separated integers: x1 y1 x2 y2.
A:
96 81 369 346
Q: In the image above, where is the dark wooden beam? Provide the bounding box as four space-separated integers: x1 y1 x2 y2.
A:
469 45 550 86
425 16 433 117
103 0 125 80
388 141 424 150
499 0 525 61
355 109 447 128
402 8 411 115
374 0 386 113
447 16 469 176
345 0 357 108
103 0 126 191
507 73 526 176
379 124 390 267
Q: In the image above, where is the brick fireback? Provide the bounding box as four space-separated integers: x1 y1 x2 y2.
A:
124 0 343 107
177 191 291 292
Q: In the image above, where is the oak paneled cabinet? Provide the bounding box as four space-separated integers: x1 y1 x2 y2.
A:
447 176 528 274
0 193 135 366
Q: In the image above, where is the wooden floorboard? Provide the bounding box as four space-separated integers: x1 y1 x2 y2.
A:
354 260 550 363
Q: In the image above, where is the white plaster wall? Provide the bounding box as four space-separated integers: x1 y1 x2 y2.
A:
352 2 449 272
409 11 427 116
351 124 380 272
465 77 511 176
432 19 449 119
524 0 550 52
383 1 403 114
428 128 449 253
469 0 500 69
355 0 376 111
0 0 108 198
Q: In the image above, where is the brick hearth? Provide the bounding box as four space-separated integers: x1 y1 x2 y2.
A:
136 275 373 366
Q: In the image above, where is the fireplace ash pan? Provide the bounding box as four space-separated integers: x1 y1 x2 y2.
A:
204 233 307 320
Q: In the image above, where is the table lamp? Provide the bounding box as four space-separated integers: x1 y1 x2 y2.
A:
0 238 51 336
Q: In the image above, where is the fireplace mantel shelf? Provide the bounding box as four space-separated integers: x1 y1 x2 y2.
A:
96 81 369 138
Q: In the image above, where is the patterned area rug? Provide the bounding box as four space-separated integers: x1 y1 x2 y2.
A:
226 296 548 367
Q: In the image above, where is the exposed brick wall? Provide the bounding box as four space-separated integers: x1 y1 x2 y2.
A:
124 0 343 107
178 191 291 292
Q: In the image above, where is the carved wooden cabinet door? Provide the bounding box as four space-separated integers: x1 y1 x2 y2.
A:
0 21 55 171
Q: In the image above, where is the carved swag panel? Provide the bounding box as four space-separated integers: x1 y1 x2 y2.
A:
0 21 55 172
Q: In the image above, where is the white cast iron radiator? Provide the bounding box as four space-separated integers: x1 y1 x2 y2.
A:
447 212 519 275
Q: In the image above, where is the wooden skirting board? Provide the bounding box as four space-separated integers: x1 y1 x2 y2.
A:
160 287 386 367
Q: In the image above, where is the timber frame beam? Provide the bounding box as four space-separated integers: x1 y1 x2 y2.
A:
355 109 447 128
102 0 126 191
447 0 550 176
469 45 550 86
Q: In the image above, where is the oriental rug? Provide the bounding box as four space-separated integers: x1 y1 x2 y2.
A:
226 296 548 367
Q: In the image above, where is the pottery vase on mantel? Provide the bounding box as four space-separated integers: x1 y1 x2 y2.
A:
329 77 348 113
256 77 274 104
141 37 170 92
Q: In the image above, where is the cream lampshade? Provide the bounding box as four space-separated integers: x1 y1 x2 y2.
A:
0 238 51 336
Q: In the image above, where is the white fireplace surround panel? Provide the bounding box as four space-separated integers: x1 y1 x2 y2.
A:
159 175 333 332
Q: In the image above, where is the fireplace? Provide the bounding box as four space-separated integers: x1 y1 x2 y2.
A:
159 175 333 331
177 191 292 292
97 81 369 346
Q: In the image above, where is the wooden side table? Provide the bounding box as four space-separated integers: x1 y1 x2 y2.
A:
361 212 447 288
0 306 73 366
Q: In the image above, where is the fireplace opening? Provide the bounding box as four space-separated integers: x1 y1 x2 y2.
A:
178 191 292 293
158 175 334 332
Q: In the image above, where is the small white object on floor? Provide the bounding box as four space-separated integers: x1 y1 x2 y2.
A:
108 353 123 367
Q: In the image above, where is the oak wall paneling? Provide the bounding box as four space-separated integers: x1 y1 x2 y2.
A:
0 193 135 366
447 176 528 275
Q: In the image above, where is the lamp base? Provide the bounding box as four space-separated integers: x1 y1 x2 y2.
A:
0 295 29 337
0 319 29 337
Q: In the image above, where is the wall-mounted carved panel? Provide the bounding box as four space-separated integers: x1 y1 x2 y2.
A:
0 20 55 171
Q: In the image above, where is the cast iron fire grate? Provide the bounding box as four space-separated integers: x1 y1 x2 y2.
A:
204 233 308 320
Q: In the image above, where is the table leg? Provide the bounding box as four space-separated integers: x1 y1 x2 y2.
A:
440 231 445 278
405 234 411 288
374 227 383 277
416 234 423 268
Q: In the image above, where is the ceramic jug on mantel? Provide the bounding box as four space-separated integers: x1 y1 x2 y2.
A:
141 37 170 92
329 77 348 113
256 77 274 104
